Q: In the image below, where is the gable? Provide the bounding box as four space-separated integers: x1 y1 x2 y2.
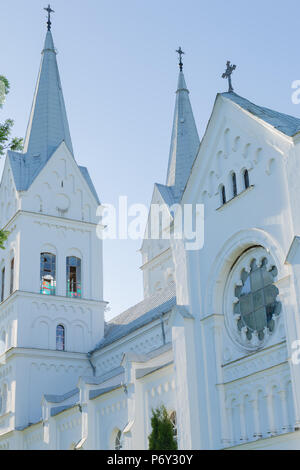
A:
182 92 293 208
222 92 300 138
20 142 100 223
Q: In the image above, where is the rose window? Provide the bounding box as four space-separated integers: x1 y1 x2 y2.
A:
225 248 282 350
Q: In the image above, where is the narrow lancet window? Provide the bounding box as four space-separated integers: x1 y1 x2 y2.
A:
66 257 82 298
221 185 226 205
244 169 250 189
115 430 123 450
40 253 56 295
170 411 178 445
1 267 5 303
56 324 65 351
232 172 237 197
10 258 14 295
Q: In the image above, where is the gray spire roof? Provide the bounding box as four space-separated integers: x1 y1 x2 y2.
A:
166 71 200 201
23 30 73 164
5 30 100 204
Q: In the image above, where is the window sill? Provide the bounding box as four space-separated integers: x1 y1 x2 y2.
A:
216 185 255 211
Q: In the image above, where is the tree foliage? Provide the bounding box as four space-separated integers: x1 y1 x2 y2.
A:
148 405 177 450
0 75 19 245
0 76 23 156
0 230 9 250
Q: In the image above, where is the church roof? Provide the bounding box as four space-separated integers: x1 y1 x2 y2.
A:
23 30 73 167
5 29 100 204
155 183 176 207
50 403 78 417
44 388 79 404
166 71 200 202
89 385 121 401
222 92 300 137
78 166 100 205
7 150 99 204
90 282 176 354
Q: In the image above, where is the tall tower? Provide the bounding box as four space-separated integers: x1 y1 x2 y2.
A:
140 49 200 297
0 9 106 430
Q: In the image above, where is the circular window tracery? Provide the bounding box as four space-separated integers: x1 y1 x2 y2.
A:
225 248 281 350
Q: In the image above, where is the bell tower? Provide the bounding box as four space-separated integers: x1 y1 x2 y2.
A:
0 8 106 431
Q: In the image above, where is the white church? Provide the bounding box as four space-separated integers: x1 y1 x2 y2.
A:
1 10 300 451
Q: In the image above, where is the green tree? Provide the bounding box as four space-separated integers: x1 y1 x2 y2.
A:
0 230 9 250
148 405 177 450
0 76 23 156
0 76 21 247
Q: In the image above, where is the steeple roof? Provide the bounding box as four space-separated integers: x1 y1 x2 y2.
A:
5 28 100 204
166 71 200 201
23 30 73 166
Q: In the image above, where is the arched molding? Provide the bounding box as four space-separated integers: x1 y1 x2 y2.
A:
66 248 83 259
30 315 52 329
205 228 288 315
40 243 57 256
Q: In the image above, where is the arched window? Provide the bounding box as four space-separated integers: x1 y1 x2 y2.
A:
115 430 123 450
0 331 6 355
232 172 237 197
40 253 56 295
226 247 281 348
56 324 65 351
221 185 226 205
66 257 82 298
1 266 5 303
244 169 250 189
170 411 178 444
10 257 14 295
0 384 8 415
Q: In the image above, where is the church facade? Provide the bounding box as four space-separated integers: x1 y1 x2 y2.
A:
1 17 300 450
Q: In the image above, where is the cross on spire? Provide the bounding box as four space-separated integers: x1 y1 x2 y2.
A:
222 61 237 93
44 4 55 31
176 47 185 72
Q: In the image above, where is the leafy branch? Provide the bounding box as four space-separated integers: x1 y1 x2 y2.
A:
0 76 23 156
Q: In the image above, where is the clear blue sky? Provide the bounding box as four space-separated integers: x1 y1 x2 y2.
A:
1 0 300 319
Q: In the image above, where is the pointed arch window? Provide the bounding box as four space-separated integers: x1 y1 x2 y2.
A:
56 324 65 351
244 169 250 189
0 330 5 355
221 185 226 205
1 267 5 303
40 253 56 295
66 257 82 298
0 383 8 416
232 172 237 197
115 430 123 450
10 257 14 295
170 411 178 445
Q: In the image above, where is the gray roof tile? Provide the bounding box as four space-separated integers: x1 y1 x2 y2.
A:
89 385 122 401
44 388 79 404
90 283 176 354
6 31 100 206
222 92 300 137
50 403 78 417
166 71 200 202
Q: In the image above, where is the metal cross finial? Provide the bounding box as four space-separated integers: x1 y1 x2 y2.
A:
222 60 237 93
176 47 185 72
44 4 55 31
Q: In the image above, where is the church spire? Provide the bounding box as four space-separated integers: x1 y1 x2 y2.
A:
166 49 200 201
23 8 73 166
